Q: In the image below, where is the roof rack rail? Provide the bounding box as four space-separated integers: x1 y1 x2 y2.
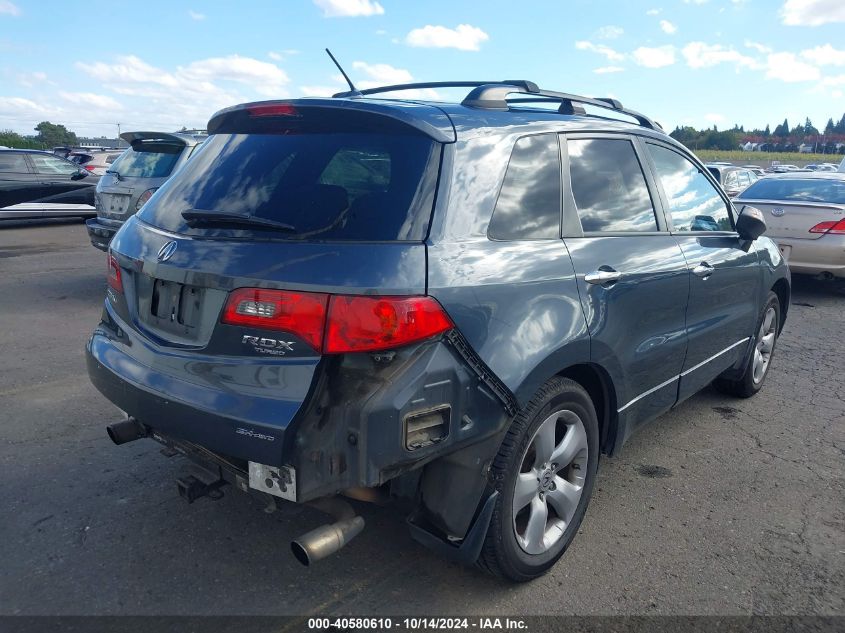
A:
330 79 659 130
461 84 659 129
332 80 538 99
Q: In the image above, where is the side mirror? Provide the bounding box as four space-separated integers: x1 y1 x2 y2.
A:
736 205 766 241
71 169 88 180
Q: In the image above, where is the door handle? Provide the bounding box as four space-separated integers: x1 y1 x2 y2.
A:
585 269 622 285
692 262 715 278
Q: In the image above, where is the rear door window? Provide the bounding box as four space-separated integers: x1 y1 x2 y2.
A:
488 134 561 240
647 144 733 232
0 153 30 173
109 142 183 178
139 132 441 242
566 137 658 232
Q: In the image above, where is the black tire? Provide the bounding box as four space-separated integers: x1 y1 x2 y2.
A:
713 290 780 398
477 376 599 582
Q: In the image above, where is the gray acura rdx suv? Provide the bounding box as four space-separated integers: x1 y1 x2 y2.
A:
87 81 789 581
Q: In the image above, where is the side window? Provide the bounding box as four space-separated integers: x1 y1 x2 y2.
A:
567 138 658 232
488 134 561 240
724 171 738 188
30 154 79 176
647 144 733 232
0 153 30 173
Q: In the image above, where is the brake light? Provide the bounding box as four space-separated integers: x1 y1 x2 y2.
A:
247 104 299 117
107 253 122 292
135 188 158 211
84 165 96 172
809 219 845 235
324 296 453 354
222 288 328 352
221 289 453 354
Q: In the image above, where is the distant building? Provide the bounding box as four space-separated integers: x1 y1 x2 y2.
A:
77 137 124 149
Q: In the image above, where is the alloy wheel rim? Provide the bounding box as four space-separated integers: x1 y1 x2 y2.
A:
512 409 588 555
752 306 777 384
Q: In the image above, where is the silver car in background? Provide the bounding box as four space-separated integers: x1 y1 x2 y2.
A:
735 172 845 280
69 149 126 176
86 131 205 251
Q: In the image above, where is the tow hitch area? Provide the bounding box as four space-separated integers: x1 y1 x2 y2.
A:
176 464 228 503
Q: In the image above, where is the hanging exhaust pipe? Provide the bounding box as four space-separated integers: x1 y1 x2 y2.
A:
106 417 148 445
291 497 365 566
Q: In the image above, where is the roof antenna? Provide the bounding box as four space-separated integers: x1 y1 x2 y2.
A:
325 48 361 96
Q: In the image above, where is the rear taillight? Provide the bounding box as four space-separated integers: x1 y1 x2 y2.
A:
809 219 845 235
107 253 122 292
324 295 453 354
135 188 158 211
221 289 453 354
84 165 96 172
222 288 328 352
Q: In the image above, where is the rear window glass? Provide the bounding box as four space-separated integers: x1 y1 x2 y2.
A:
109 142 183 178
139 133 440 242
741 178 845 204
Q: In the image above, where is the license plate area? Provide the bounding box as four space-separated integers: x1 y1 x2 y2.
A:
148 279 204 336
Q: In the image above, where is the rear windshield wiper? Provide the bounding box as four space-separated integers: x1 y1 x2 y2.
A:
181 209 297 232
105 169 122 181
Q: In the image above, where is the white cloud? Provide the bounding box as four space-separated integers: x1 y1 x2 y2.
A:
646 8 661 15
313 0 384 18
801 44 845 66
594 66 625 74
575 40 625 62
766 52 821 81
821 74 845 86
745 40 773 54
781 0 845 26
0 1 20 16
17 71 47 87
682 42 760 69
188 10 205 20
596 25 624 39
659 20 677 34
632 45 676 68
350 62 439 98
300 85 342 97
405 24 489 51
683 0 709 4
59 92 124 110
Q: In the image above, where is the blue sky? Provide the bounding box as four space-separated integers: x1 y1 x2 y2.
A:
1 0 844 138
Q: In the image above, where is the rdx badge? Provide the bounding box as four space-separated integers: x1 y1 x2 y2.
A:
241 335 295 355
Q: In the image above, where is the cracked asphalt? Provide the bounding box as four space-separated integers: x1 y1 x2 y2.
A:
1 220 843 616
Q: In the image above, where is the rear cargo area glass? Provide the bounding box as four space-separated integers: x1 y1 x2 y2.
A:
110 142 182 178
138 133 440 242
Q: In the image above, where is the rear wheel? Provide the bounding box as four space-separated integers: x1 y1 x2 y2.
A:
714 291 780 398
477 377 599 581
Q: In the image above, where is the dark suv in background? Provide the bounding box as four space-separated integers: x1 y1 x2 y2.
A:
87 81 789 581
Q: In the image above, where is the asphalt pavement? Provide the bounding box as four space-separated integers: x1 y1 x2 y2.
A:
0 220 843 617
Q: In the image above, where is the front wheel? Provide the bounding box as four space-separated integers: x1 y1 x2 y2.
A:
714 290 780 398
477 377 599 582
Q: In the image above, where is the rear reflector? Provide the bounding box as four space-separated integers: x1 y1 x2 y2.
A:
809 219 845 235
221 289 453 354
247 104 299 118
107 253 122 292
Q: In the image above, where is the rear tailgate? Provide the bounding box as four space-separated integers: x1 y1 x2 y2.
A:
735 200 845 241
91 219 427 465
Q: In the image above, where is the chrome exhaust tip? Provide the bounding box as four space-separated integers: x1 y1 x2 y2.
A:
106 417 147 445
291 516 365 566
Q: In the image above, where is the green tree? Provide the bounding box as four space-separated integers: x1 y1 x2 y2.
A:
803 117 819 135
0 129 40 149
824 118 835 135
33 121 78 148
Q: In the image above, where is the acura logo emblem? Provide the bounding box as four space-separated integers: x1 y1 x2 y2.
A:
157 241 178 262
771 207 785 217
